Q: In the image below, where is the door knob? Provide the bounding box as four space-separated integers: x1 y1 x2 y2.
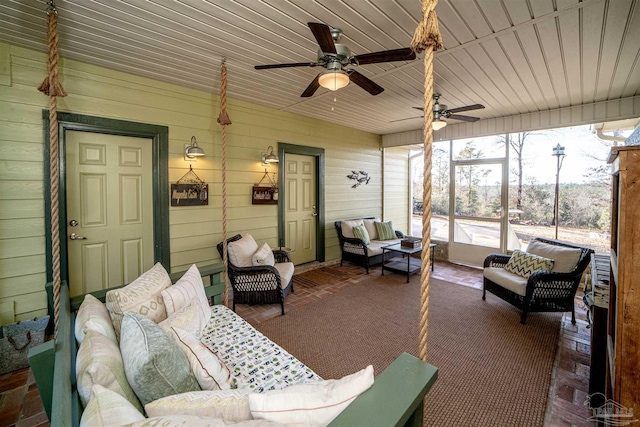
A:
70 233 87 240
69 220 78 227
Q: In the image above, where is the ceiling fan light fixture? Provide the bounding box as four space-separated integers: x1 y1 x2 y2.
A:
432 119 447 131
318 70 350 91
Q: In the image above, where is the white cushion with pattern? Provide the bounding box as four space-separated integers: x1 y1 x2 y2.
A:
228 234 260 267
169 327 232 391
162 264 211 322
79 385 144 427
106 262 172 341
145 389 252 421
159 300 207 338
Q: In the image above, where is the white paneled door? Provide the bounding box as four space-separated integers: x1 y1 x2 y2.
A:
66 131 154 296
284 153 317 265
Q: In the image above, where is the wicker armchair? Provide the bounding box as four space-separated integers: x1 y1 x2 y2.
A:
217 234 294 315
483 237 594 324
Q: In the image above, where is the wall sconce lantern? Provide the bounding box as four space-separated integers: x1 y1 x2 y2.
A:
261 145 279 165
184 136 205 160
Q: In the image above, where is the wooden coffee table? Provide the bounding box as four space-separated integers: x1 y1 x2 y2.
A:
381 243 422 283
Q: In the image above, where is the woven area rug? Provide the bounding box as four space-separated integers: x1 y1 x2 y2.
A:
256 272 561 427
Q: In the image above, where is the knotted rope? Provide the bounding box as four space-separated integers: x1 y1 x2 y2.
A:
217 60 232 308
38 1 67 336
410 0 442 363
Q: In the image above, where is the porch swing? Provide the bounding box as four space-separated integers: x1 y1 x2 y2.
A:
29 0 441 425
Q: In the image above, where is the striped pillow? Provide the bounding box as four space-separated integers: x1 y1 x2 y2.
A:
352 225 370 244
374 221 396 241
504 250 554 278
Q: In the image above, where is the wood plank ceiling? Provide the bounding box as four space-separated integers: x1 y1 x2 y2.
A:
1 0 639 136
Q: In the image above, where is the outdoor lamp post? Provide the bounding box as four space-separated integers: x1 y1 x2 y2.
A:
552 143 566 239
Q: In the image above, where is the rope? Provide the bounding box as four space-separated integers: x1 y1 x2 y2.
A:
410 0 442 363
38 1 67 337
217 60 232 308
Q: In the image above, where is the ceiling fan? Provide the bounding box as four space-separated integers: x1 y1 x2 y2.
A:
391 93 485 130
254 22 416 98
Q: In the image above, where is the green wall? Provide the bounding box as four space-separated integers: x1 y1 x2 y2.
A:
0 42 409 322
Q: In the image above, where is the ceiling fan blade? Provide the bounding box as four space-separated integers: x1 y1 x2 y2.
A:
412 106 425 111
255 62 318 70
348 70 384 95
390 116 424 123
446 104 485 114
308 22 337 54
448 114 480 122
301 75 321 98
354 48 416 65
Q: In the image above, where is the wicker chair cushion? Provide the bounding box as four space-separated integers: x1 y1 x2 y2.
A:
352 225 371 244
526 240 582 273
274 262 295 289
252 243 275 266
341 219 364 238
366 239 403 256
228 234 259 267
483 267 528 296
363 218 380 240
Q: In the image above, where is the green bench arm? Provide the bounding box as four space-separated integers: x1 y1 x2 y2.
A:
330 352 438 427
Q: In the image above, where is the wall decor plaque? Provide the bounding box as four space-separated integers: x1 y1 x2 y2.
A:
171 165 208 206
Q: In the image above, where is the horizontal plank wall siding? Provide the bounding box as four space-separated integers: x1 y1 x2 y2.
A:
383 147 410 235
0 42 384 321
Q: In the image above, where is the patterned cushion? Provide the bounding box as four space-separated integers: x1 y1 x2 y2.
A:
352 225 371 245
145 389 252 421
76 330 143 412
120 312 201 406
75 294 117 345
249 365 374 427
169 327 232 391
106 262 172 341
200 305 322 392
79 385 144 427
162 264 211 322
504 250 554 279
228 234 259 267
374 221 396 240
159 300 207 338
252 242 275 266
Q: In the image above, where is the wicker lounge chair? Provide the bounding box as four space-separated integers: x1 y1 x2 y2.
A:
217 234 294 315
483 237 594 324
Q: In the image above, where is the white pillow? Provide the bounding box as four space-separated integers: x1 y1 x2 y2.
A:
340 219 364 239
125 416 283 427
252 242 275 266
79 385 145 427
363 218 381 241
76 330 143 412
75 294 117 344
159 300 207 338
106 262 172 341
145 389 251 420
248 365 374 426
228 234 259 267
169 327 232 391
526 240 582 273
162 264 212 322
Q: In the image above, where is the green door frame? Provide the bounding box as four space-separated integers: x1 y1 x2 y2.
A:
43 111 170 283
277 143 325 263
